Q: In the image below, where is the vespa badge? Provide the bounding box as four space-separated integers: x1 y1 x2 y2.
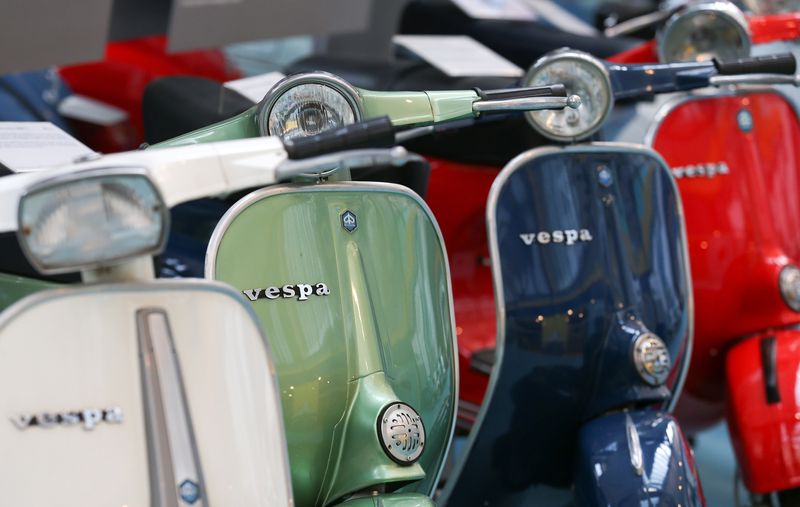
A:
11 407 123 431
737 108 753 133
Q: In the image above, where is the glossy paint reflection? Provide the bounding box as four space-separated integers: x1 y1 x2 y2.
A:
575 410 703 506
443 146 691 505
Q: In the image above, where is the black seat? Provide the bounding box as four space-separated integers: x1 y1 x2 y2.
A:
0 233 80 282
143 76 254 145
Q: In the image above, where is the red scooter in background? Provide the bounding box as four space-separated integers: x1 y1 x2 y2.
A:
603 3 800 503
56 35 238 152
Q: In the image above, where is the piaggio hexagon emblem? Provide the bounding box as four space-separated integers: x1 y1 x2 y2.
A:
341 210 357 233
178 479 200 504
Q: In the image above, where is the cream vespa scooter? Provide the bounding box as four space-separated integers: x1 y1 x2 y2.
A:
0 127 414 506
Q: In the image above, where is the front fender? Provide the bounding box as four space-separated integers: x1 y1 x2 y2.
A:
575 410 704 506
727 329 800 494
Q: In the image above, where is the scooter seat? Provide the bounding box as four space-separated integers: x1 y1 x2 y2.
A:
399 0 643 68
142 76 254 145
285 55 516 91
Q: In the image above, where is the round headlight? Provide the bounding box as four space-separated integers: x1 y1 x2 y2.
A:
256 72 362 140
779 264 800 312
522 50 612 142
742 0 800 14
658 2 751 63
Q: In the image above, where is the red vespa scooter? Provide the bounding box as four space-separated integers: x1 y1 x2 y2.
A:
604 4 800 502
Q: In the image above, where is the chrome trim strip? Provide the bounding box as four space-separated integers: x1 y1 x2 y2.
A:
254 71 365 136
204 180 459 496
625 413 644 476
644 86 800 146
137 308 207 507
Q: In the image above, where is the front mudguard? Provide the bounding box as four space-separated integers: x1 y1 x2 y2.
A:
575 410 704 506
339 493 434 506
727 329 800 494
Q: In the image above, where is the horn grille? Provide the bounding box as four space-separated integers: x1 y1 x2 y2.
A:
377 402 425 465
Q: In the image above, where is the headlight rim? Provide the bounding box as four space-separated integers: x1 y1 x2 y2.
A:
255 71 364 137
657 1 751 64
779 264 800 312
17 167 169 275
522 48 613 143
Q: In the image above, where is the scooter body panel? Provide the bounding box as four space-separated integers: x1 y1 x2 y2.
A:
575 409 703 506
207 181 457 505
648 90 800 432
442 144 691 505
0 280 292 506
424 158 499 429
0 272 56 311
727 329 800 493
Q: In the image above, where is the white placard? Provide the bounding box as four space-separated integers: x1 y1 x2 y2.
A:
450 0 538 21
523 0 597 36
58 95 129 126
393 35 523 78
0 123 95 173
223 72 286 104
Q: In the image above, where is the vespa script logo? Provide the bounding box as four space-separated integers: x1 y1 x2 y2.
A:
520 229 593 246
671 162 729 180
11 407 123 431
243 282 331 302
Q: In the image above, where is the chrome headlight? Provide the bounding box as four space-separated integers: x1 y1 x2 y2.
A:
658 2 751 63
256 72 362 140
743 0 800 13
522 50 612 142
18 170 167 274
780 264 800 312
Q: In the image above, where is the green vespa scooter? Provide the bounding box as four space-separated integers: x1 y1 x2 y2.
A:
153 81 577 506
156 71 577 148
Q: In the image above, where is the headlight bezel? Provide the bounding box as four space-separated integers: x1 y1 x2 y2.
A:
658 2 751 64
522 49 613 143
17 168 169 275
255 71 364 138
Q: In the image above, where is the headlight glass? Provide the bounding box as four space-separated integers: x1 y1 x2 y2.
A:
743 0 800 14
780 265 800 312
257 73 361 140
522 50 612 142
18 172 166 274
659 3 751 63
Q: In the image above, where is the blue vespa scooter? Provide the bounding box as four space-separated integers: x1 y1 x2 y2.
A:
439 51 797 506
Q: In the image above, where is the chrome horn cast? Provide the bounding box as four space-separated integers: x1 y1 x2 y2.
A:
378 402 426 465
632 333 672 386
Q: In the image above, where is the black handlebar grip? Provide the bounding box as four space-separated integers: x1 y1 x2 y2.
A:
714 53 796 76
283 116 396 160
476 84 568 100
